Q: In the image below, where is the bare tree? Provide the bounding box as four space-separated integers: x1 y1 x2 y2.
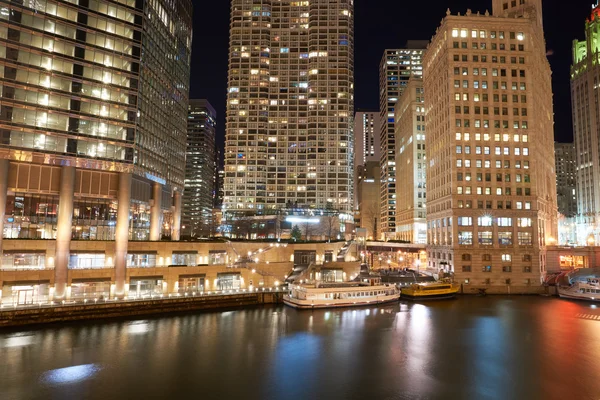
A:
232 218 253 239
360 204 379 240
275 212 285 240
320 214 339 242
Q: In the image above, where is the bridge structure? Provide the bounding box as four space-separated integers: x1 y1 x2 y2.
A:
365 242 426 253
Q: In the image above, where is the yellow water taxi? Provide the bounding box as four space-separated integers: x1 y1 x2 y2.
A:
400 282 460 300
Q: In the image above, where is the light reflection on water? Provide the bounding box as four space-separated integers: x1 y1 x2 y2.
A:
40 364 102 385
0 297 599 400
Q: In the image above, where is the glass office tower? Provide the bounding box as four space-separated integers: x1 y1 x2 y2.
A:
0 0 193 298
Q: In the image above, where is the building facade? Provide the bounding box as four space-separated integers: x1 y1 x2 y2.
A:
183 100 216 238
571 4 600 243
554 142 577 218
378 42 427 239
354 110 380 167
356 161 380 240
424 0 557 285
395 78 426 244
0 0 193 299
224 0 355 215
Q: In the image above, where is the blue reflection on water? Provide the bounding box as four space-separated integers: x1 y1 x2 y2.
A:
472 317 508 399
41 364 101 385
269 332 322 397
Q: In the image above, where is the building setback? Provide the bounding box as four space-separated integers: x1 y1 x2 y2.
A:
224 0 355 214
378 43 427 239
424 0 558 285
571 5 600 242
183 100 217 238
554 142 577 218
0 0 193 299
395 78 426 244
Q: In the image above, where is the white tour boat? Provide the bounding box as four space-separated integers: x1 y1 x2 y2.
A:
558 278 600 302
283 281 401 309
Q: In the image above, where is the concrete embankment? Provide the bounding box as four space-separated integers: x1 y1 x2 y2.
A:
0 292 284 328
459 285 557 295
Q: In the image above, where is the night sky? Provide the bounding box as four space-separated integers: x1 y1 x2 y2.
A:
190 0 592 152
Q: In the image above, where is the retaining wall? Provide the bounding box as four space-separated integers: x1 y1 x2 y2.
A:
0 292 284 328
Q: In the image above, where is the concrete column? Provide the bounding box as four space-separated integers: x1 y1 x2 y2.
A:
150 182 162 241
114 172 132 298
0 159 10 252
54 166 75 300
172 190 182 241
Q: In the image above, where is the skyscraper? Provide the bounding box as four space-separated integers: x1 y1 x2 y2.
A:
424 0 557 285
354 110 380 167
224 0 355 215
378 42 427 239
183 100 216 238
0 0 193 298
554 142 577 218
395 78 426 244
571 4 600 242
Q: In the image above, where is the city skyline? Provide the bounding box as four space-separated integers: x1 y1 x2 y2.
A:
192 0 589 149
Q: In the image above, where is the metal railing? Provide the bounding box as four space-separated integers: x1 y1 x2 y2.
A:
0 286 289 311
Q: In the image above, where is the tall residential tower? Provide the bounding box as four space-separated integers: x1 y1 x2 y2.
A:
424 0 557 285
224 0 355 214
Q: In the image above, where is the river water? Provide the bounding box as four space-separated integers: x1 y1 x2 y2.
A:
1 296 599 400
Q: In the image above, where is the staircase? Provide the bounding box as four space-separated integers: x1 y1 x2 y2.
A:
336 241 352 262
285 262 315 284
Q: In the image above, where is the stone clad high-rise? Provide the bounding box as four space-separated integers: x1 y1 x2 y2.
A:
378 43 426 240
0 0 192 299
224 0 354 215
571 3 600 243
424 0 557 285
395 78 426 244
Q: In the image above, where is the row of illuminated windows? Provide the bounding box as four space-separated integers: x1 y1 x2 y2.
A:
10 12 135 52
4 107 129 139
456 172 530 183
455 133 528 142
9 0 135 26
4 87 131 121
454 200 532 210
2 54 133 88
457 217 532 227
451 29 525 41
454 94 528 107
7 131 129 160
8 69 132 104
457 231 532 246
456 146 529 156
454 80 527 90
454 67 526 78
457 186 532 200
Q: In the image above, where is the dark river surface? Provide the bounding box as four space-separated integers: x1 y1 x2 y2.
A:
2 296 600 400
